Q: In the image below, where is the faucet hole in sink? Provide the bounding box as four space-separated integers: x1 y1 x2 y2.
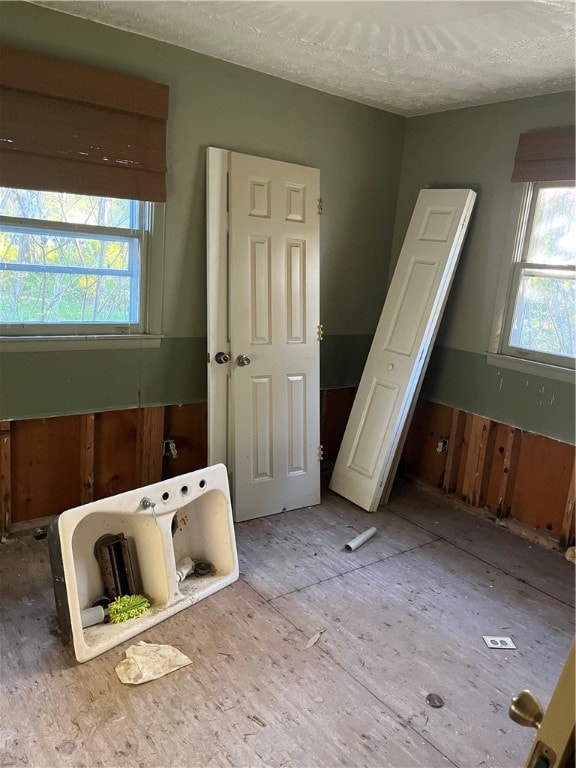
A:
162 491 170 502
199 480 206 489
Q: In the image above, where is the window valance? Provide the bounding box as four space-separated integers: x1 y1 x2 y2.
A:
0 46 169 201
511 126 575 183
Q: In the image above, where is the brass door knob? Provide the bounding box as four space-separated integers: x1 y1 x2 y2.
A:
509 690 544 729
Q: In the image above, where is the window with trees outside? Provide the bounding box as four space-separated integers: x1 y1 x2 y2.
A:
0 188 152 335
0 48 168 341
501 182 575 369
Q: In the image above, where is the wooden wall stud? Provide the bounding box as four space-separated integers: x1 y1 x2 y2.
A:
561 459 575 550
0 421 11 539
136 406 165 487
443 409 466 494
495 427 522 518
80 414 95 505
461 415 497 508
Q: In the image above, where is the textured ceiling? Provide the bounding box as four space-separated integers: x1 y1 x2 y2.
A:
32 1 575 116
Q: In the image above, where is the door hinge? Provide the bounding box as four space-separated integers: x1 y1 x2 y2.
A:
317 324 324 341
317 197 323 215
318 444 324 461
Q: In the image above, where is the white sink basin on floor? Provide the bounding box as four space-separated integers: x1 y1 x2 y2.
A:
48 464 238 662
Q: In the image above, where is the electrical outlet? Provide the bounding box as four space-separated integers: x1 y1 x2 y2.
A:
163 439 178 459
436 438 449 454
483 635 516 649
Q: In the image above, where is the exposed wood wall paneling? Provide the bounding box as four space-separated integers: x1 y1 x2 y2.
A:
461 415 497 508
135 406 165 486
455 415 472 497
2 397 574 547
494 426 522 518
443 409 466 494
400 400 452 489
510 432 573 538
93 409 140 499
79 413 95 505
162 402 208 479
0 421 12 538
11 416 81 523
319 388 357 463
401 399 575 546
560 459 575 549
2 406 199 537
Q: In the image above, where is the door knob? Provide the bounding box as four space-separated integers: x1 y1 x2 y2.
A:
214 352 230 364
236 354 251 367
509 690 544 729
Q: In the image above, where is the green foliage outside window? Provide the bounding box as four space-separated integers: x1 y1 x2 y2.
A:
509 185 575 360
0 189 141 325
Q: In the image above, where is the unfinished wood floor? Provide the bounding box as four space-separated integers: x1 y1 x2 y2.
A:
1 481 574 768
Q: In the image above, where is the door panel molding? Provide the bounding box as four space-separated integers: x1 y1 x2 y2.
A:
330 188 476 512
207 148 320 521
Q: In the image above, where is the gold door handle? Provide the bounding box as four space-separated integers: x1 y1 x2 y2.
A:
509 690 544 729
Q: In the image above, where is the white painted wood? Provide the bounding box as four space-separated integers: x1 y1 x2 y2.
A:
206 148 231 469
208 149 321 521
330 188 476 511
230 152 321 520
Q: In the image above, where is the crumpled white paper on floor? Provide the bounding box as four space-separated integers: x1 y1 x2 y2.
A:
115 641 192 685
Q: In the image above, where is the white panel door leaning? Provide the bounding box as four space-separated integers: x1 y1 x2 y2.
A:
207 149 321 521
329 188 476 512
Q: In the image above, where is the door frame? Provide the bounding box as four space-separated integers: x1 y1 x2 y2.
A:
206 147 231 470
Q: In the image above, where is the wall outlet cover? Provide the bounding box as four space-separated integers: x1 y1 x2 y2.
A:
483 635 516 649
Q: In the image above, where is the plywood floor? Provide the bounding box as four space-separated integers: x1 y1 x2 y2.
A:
1 481 574 768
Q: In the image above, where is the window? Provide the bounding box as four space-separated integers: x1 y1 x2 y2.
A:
501 182 575 368
0 47 168 343
489 126 575 378
0 188 152 334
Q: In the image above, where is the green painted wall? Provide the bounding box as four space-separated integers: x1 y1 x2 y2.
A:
422 346 574 444
1 4 574 445
0 2 404 419
391 93 575 444
0 339 206 419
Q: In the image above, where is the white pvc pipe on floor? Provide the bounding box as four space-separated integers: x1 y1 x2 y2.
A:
344 526 377 552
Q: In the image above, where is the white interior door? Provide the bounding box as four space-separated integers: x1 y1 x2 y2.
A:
329 188 476 512
207 149 321 521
